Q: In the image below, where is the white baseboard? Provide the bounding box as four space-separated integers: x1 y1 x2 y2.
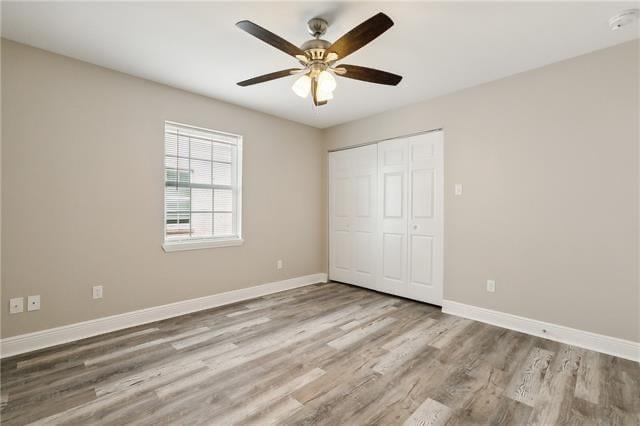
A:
442 300 640 362
0 273 327 359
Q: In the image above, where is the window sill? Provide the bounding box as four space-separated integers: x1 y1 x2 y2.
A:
162 237 244 252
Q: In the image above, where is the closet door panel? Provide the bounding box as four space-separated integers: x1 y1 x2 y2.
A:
383 233 404 280
329 145 377 289
378 139 408 296
350 145 378 288
383 173 403 218
353 231 374 277
411 169 434 218
333 231 352 271
329 150 352 283
410 235 433 285
407 132 443 304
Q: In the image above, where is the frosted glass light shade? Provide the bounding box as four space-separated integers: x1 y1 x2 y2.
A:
317 70 336 93
292 75 311 98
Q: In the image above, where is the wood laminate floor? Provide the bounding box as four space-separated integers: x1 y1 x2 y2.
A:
1 282 638 425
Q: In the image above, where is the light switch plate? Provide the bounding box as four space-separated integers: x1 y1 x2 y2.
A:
455 184 463 195
486 280 496 293
27 295 41 311
93 285 103 299
277 260 283 270
10 297 24 314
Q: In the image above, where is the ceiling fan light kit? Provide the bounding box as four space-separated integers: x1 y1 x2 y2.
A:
236 12 403 106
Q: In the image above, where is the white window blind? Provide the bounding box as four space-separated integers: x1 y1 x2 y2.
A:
163 121 243 251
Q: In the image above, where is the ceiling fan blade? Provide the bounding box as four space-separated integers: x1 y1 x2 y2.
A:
236 20 307 60
326 13 394 61
336 64 402 85
237 68 301 87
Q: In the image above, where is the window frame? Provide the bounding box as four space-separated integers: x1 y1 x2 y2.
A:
162 121 243 252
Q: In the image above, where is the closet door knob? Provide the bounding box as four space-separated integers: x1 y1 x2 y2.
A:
413 225 418 230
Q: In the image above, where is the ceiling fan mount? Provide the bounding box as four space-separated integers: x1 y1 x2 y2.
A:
236 12 403 106
306 17 329 38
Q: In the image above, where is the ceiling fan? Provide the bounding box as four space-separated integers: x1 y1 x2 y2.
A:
236 12 402 106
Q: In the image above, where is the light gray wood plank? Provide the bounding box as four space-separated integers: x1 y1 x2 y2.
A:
328 317 397 350
84 326 210 366
226 307 261 317
428 316 472 349
338 299 399 331
252 396 304 425
575 349 601 404
505 346 554 406
214 368 325 425
373 321 439 375
403 397 452 426
96 342 238 397
30 362 206 425
171 316 270 350
381 318 440 351
203 305 364 373
243 296 297 310
527 345 582 425
16 328 160 369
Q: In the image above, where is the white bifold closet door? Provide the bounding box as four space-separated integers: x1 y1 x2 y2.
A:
329 144 378 289
329 131 443 306
378 132 443 304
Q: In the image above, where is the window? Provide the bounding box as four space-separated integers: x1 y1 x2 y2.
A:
163 121 243 252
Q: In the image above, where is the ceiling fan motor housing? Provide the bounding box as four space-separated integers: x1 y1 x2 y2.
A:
300 38 331 61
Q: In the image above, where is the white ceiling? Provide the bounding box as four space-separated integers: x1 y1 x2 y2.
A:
2 2 638 128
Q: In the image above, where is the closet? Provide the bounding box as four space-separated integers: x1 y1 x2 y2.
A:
329 131 443 305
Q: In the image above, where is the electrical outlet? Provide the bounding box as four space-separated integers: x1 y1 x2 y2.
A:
27 295 41 311
277 260 283 270
93 285 103 299
455 184 463 195
486 280 496 293
9 297 24 314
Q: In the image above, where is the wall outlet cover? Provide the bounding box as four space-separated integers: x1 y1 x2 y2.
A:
27 295 41 311
10 297 24 314
455 183 463 195
277 260 283 270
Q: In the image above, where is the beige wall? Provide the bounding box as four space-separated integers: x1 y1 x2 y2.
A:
1 40 326 338
2 38 638 344
325 40 639 342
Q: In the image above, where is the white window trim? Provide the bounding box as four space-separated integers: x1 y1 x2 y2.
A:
162 121 243 252
162 237 244 252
